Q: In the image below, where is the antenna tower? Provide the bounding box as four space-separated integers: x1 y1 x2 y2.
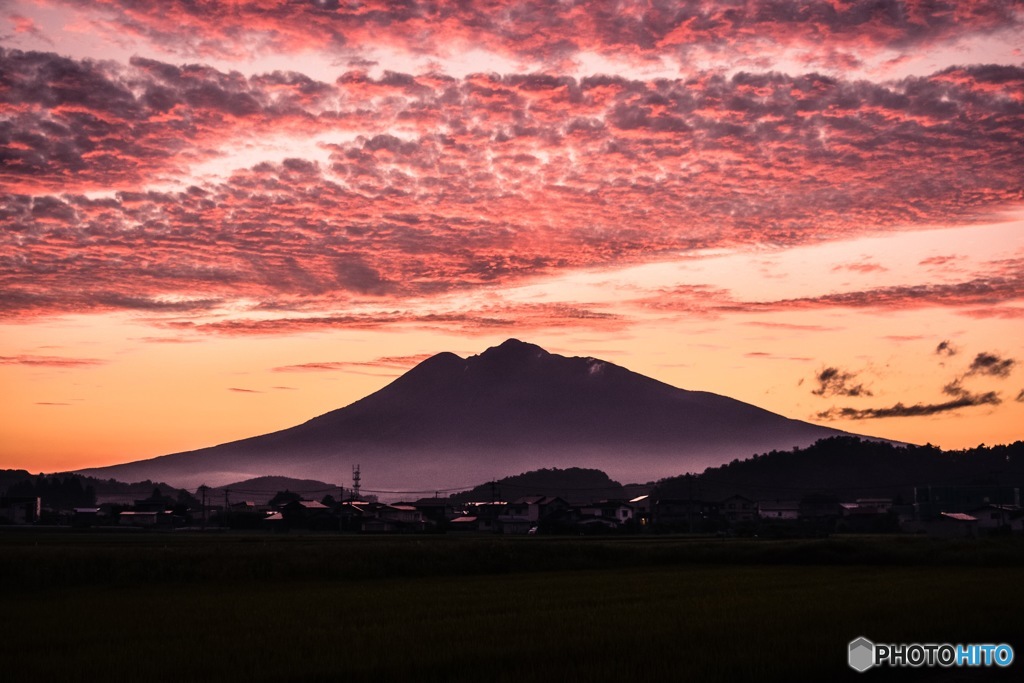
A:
352 464 361 500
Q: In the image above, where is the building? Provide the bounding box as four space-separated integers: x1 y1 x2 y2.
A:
0 496 41 524
720 495 757 523
914 486 1020 519
923 512 979 538
965 504 1023 534
758 500 800 521
655 498 721 531
499 496 569 534
579 500 633 525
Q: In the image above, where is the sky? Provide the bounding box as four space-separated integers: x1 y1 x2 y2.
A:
2 0 1024 475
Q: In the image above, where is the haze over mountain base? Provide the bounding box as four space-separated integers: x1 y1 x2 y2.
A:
77 339 870 490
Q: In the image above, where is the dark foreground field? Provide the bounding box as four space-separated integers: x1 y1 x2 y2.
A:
3 533 1023 682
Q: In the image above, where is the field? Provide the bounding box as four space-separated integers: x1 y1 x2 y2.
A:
3 533 1023 682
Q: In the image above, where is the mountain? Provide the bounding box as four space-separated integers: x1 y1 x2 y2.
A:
210 476 341 506
77 339 868 491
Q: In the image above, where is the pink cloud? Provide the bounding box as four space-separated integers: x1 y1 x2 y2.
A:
272 354 433 373
53 1 1024 70
833 261 888 274
3 50 1022 328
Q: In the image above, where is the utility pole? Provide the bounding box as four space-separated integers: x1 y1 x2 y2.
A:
687 474 694 533
224 488 229 528
200 485 207 530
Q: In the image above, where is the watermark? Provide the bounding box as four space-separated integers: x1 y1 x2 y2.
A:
849 637 1014 672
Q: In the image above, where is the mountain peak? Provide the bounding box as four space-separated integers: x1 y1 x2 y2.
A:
475 338 550 362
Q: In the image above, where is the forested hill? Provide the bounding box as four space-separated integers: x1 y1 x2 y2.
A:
0 469 198 509
451 467 627 504
656 437 1024 502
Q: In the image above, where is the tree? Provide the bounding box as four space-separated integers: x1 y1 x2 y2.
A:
269 490 302 507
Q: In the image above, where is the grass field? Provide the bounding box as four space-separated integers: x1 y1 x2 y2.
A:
3 533 1023 682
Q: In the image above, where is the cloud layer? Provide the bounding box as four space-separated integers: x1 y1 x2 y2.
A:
3 46 1023 324
45 1 1024 73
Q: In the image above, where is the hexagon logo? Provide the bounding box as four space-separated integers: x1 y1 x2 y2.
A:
849 637 875 672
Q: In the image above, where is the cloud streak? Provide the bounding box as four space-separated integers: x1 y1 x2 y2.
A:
273 354 433 373
0 354 106 367
817 391 1001 420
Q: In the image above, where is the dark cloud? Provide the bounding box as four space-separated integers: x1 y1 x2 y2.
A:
1016 390 1024 403
812 366 873 397
966 352 1016 378
935 340 957 356
817 391 1001 420
942 379 969 398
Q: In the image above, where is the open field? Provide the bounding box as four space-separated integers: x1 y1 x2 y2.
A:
3 533 1023 682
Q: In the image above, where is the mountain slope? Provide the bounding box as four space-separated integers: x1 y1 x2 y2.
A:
77 339 867 490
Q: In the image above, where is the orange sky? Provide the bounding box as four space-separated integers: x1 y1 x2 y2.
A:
2 1 1023 474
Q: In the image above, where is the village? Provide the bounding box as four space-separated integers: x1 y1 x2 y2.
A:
3 482 1022 539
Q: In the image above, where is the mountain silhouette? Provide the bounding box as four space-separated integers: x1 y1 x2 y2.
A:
78 339 868 491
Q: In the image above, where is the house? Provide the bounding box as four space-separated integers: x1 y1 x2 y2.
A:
460 502 504 533
379 504 427 530
499 496 570 534
855 498 893 512
629 494 652 528
837 500 898 533
965 504 1023 534
575 500 633 534
449 515 480 532
924 512 979 538
411 497 457 526
352 503 427 533
579 500 633 525
280 499 336 530
118 510 167 527
0 496 41 524
503 496 570 522
914 485 1020 519
654 498 720 531
759 501 800 520
72 507 101 527
720 495 757 523
336 501 371 532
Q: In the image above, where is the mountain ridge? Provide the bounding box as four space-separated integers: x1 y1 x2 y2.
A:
77 339 872 490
